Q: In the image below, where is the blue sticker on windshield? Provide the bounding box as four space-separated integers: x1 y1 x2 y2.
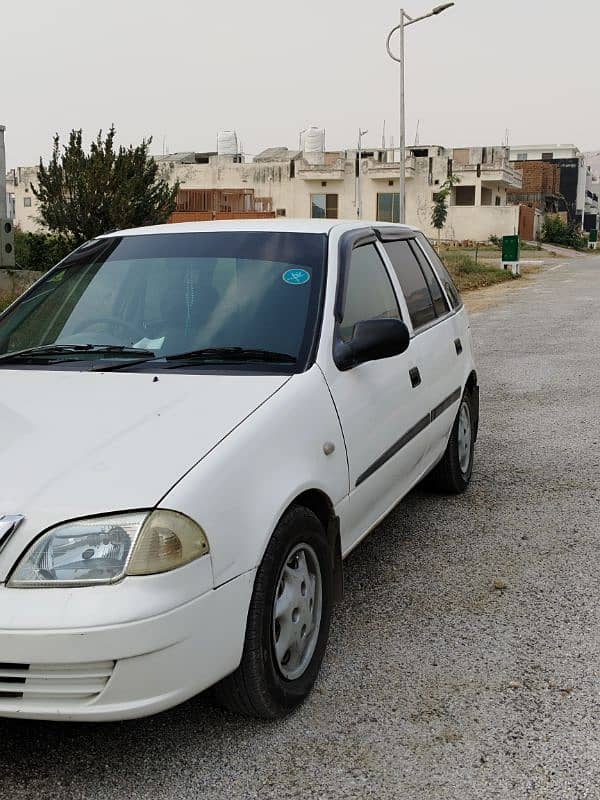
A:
282 268 310 285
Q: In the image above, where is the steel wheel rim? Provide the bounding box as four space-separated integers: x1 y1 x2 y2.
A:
457 400 472 474
272 543 323 681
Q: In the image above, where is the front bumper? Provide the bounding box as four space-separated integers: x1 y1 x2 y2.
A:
0 568 255 721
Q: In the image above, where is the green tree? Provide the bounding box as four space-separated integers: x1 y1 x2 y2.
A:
431 176 460 245
33 126 178 245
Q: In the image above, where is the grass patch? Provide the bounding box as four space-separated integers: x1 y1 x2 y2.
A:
440 251 517 292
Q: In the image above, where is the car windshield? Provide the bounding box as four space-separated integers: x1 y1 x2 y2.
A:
0 231 327 372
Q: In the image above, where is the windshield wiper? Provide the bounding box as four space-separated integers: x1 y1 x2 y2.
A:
0 344 154 364
163 347 297 365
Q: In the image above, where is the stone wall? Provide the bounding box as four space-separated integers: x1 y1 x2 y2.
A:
0 269 39 298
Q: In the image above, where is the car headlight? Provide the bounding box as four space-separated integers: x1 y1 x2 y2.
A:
8 510 210 588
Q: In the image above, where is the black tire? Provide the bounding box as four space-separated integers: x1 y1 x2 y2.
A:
214 506 333 719
427 388 475 494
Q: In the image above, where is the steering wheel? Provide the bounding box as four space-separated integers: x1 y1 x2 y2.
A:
70 316 141 343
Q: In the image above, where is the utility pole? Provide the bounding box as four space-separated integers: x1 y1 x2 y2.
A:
0 125 7 219
357 128 368 219
0 124 15 269
386 3 454 224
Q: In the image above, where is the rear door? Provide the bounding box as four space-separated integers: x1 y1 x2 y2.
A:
380 232 464 464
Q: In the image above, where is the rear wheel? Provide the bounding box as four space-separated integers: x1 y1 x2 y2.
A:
214 506 333 719
428 389 475 494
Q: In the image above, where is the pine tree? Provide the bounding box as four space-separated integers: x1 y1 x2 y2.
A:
33 126 178 245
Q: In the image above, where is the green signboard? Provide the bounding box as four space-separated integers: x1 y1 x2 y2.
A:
589 229 598 243
502 235 520 263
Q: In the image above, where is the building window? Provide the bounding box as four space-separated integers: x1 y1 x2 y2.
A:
495 196 501 206
541 152 554 161
516 152 527 161
311 194 338 219
276 208 286 217
454 186 476 206
23 197 32 207
377 193 400 223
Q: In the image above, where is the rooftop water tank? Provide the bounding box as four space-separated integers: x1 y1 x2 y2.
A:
301 126 325 155
217 130 239 157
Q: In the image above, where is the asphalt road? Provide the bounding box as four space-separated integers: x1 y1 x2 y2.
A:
1 255 600 800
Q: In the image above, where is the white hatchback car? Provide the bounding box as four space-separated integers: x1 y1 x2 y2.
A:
0 220 478 721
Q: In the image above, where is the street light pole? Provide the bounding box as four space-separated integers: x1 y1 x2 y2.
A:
398 12 406 225
386 3 454 224
357 128 368 219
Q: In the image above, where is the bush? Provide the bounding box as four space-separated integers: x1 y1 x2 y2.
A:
541 215 586 250
14 229 73 271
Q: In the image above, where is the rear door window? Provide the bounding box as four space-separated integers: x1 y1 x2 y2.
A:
415 234 462 309
382 239 436 331
409 241 449 317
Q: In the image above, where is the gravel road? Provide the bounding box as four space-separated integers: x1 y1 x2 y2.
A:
1 256 599 800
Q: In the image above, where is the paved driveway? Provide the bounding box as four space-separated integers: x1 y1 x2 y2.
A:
1 257 599 800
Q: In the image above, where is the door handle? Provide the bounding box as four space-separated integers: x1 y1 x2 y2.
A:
409 367 421 388
454 338 463 355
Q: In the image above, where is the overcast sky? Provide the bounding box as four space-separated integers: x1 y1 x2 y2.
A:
3 0 600 168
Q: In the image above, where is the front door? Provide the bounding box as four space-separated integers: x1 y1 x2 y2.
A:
319 237 430 554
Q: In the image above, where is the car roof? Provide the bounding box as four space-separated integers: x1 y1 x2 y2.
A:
100 218 419 238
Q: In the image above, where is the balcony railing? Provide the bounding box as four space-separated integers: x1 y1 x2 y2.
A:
454 161 522 188
175 188 272 214
296 160 346 180
365 156 416 179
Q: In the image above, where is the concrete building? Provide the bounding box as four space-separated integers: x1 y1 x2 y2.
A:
157 140 522 242
509 144 598 229
8 138 523 242
507 160 561 213
5 166 41 233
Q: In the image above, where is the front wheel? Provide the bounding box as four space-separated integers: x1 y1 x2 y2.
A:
428 389 475 494
214 506 333 719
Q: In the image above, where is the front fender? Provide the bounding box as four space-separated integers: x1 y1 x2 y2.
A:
161 365 349 586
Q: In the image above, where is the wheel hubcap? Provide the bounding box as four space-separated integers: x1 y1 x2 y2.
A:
457 401 472 474
272 543 322 681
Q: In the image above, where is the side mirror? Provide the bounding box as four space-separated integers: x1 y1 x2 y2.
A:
333 318 410 371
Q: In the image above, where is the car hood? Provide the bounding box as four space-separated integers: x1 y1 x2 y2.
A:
0 369 289 579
